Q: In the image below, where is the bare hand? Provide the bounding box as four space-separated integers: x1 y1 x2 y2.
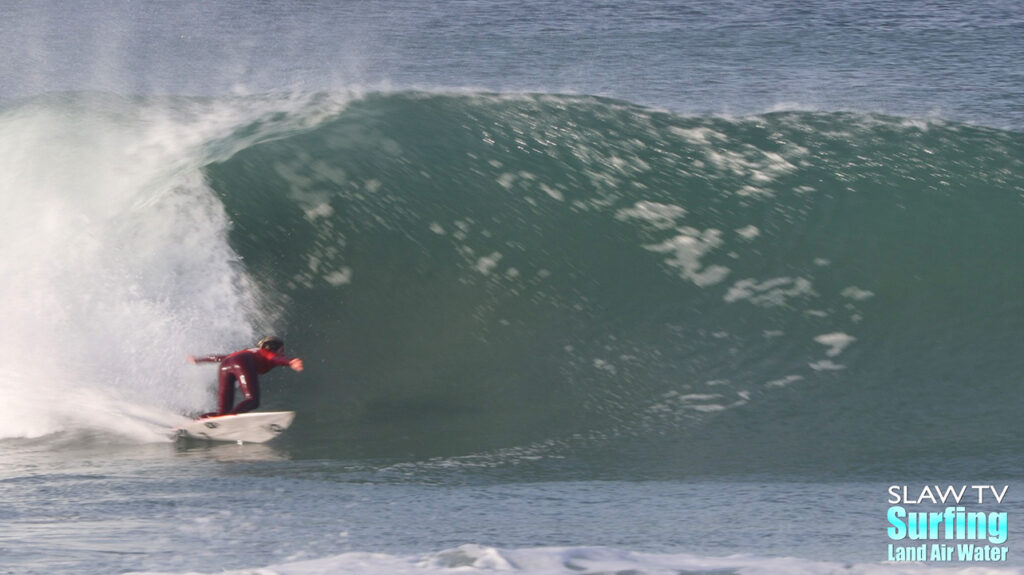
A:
290 358 304 372
187 355 196 364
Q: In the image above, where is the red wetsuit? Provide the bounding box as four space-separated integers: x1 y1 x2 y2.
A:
193 348 293 417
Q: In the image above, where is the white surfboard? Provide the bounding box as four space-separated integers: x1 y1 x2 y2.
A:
175 411 295 444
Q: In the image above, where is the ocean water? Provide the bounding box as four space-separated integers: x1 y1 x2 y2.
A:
1 2 1023 574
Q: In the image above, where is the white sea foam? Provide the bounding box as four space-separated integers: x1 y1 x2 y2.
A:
644 228 730 287
815 332 857 357
724 277 814 307
615 200 687 230
842 286 876 301
127 544 1024 575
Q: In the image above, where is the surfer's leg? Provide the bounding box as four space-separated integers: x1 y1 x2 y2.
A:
216 370 237 416
231 364 261 414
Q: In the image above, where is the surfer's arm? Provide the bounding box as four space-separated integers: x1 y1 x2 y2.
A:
269 354 304 372
188 354 227 364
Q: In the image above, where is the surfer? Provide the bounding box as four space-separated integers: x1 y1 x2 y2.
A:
188 336 304 419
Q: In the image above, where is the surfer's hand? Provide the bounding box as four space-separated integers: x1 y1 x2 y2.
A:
290 358 304 372
187 355 196 364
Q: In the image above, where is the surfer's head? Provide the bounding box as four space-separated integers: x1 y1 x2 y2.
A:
257 335 285 353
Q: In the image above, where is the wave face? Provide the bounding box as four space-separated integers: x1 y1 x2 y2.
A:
204 92 1024 471
4 91 1023 473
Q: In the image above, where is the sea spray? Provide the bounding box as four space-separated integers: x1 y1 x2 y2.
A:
0 93 348 440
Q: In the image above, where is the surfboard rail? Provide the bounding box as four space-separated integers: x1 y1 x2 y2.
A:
174 411 295 444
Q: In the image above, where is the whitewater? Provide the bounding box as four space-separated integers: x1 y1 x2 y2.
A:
2 2 1023 574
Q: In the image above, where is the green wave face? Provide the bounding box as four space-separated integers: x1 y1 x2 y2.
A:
203 92 1023 467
